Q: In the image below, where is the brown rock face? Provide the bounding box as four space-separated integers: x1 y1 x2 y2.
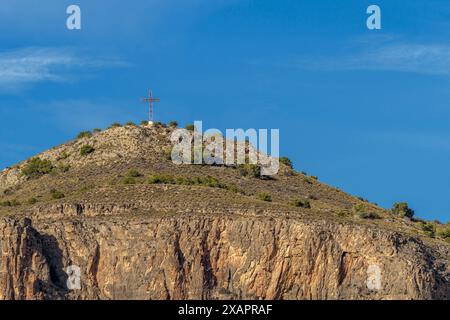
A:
0 215 448 300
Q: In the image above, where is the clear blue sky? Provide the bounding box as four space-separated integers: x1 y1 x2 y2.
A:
1 0 450 222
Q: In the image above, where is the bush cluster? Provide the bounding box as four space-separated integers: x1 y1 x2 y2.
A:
352 204 379 219
279 157 293 169
392 202 415 218
148 174 238 192
0 199 20 207
291 198 311 208
419 221 435 237
76 131 92 139
238 163 261 178
21 158 54 178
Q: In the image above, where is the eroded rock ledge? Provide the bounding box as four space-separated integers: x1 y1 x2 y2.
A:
0 215 448 300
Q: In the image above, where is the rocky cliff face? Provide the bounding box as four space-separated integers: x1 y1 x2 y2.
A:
1 214 448 300
0 125 448 300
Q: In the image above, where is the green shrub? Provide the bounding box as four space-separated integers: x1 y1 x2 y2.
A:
168 121 178 128
125 121 136 127
126 169 141 178
57 152 69 161
257 192 272 202
352 204 379 219
76 131 92 139
238 163 261 178
148 174 175 184
279 157 293 169
153 121 165 127
80 145 95 156
185 124 195 131
437 227 450 240
146 174 238 192
21 158 54 178
122 176 136 185
337 210 350 218
0 199 20 207
50 189 65 200
109 122 122 129
392 202 415 218
419 221 435 237
291 199 311 208
93 128 102 134
140 120 149 126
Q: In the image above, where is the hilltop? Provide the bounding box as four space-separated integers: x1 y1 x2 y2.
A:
0 122 449 300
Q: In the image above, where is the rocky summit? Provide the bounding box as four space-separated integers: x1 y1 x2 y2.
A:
0 123 449 300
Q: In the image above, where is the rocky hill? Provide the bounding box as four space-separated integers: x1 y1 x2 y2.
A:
0 123 449 300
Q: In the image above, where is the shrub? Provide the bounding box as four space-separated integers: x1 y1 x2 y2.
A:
352 204 379 219
0 199 20 207
148 174 175 184
80 145 95 156
419 221 435 237
257 192 272 202
109 122 122 129
93 128 102 134
21 158 54 178
122 176 136 185
57 152 69 161
337 210 350 218
76 131 92 139
168 121 178 128
437 227 450 240
126 169 141 178
50 189 65 200
291 199 311 208
153 121 165 127
185 124 195 131
279 157 293 169
357 211 379 219
392 202 415 218
310 176 318 181
140 120 149 126
238 163 261 178
146 174 238 192
125 121 136 127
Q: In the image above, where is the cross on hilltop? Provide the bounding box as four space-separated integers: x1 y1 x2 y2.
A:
141 90 161 124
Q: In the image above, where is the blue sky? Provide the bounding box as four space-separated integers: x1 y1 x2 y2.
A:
1 0 450 222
